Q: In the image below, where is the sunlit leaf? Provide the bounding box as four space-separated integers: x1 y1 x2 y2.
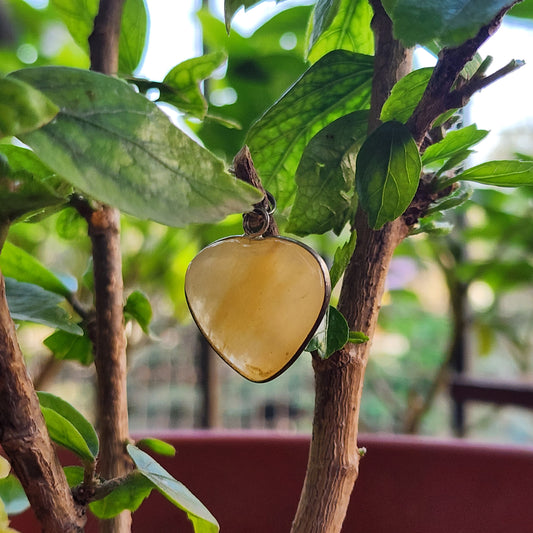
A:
247 50 373 210
287 111 368 236
356 121 421 229
422 125 489 165
348 330 369 343
124 290 152 334
50 0 147 74
118 0 148 74
11 67 262 227
137 437 176 457
224 0 284 32
5 278 82 335
385 0 518 47
0 458 9 480
0 497 20 533
329 230 357 289
43 330 93 366
0 77 58 138
455 160 533 187
0 241 71 297
38 391 99 460
127 444 219 533
161 52 227 119
0 475 29 516
380 68 433 123
307 0 374 62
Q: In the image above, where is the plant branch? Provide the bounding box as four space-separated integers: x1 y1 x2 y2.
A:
291 3 412 532
0 271 86 532
232 145 279 237
72 470 137 506
86 1 131 532
406 3 520 146
448 58 525 109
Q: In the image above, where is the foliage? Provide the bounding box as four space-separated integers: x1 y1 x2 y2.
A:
2 0 533 529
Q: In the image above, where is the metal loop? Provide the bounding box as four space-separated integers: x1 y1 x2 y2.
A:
243 206 270 238
265 190 276 215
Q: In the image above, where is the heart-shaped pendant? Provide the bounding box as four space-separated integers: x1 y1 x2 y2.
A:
185 235 330 382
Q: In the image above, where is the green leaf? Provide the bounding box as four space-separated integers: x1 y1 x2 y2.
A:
64 465 154 520
509 0 533 19
455 160 533 187
0 241 71 297
11 67 262 227
0 475 29 515
247 50 373 210
329 230 357 289
127 444 219 533
410 217 453 236
63 465 84 487
348 330 369 343
118 0 148 74
124 290 152 334
324 306 350 358
0 77 58 138
387 0 518 48
0 458 8 480
160 52 227 119
49 0 98 56
380 68 433 123
5 278 82 335
90 472 154 519
224 0 283 32
137 438 176 457
287 110 368 236
37 391 98 460
422 125 489 165
307 0 374 63
55 207 87 240
356 121 421 229
50 0 147 74
426 182 473 215
43 330 93 366
434 149 473 178
306 305 350 359
0 145 70 222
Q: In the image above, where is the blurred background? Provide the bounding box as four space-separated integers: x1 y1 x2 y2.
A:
3 0 533 443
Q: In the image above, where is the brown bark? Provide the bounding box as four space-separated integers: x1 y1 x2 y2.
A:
0 270 86 532
292 1 522 530
86 206 131 533
291 4 412 531
87 1 131 531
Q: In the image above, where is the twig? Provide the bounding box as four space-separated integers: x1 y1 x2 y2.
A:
448 59 525 108
0 272 86 532
86 1 131 532
232 146 279 237
407 2 521 146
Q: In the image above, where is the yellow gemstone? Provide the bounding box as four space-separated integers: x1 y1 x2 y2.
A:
185 236 330 382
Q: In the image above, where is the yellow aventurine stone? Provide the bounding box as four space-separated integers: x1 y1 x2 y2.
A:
185 236 330 382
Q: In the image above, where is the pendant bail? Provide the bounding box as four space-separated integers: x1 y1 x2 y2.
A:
242 190 276 238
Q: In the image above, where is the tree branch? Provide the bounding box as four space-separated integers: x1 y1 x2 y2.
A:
291 3 412 532
232 146 279 237
406 3 520 146
0 270 86 532
86 1 131 532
